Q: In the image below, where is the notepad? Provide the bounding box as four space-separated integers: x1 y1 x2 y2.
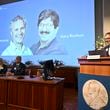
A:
87 55 100 59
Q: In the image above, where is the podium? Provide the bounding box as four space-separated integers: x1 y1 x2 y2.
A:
78 56 110 110
78 56 110 76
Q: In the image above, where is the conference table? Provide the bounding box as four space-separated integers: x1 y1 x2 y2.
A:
26 65 79 88
0 75 64 110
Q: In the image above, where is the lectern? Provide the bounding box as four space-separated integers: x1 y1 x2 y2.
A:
78 56 110 110
78 56 110 76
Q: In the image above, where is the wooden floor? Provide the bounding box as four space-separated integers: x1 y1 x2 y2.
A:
63 88 78 110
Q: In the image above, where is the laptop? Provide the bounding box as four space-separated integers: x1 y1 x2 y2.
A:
88 49 107 57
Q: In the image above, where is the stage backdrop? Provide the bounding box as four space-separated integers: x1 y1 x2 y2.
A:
0 0 95 66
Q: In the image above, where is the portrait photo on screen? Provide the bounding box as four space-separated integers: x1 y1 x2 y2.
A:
0 0 95 66
1 15 33 56
30 9 67 55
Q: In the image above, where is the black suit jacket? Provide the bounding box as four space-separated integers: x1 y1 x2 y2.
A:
11 62 26 75
102 45 110 56
0 64 7 75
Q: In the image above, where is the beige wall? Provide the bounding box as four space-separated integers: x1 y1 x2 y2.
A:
104 17 110 35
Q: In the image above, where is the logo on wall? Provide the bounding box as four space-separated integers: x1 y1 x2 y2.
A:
82 79 108 110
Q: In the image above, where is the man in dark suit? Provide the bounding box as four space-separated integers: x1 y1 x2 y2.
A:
11 56 26 75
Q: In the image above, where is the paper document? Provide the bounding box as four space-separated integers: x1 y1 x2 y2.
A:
87 55 100 59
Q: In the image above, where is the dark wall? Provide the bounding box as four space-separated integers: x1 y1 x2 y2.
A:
95 0 104 42
0 0 23 5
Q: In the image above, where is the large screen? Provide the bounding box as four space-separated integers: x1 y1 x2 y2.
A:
0 0 95 66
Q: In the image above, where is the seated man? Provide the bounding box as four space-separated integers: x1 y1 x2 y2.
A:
10 56 26 75
0 58 7 75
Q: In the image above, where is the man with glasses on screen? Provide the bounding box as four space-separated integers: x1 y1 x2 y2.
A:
1 15 32 56
31 9 66 55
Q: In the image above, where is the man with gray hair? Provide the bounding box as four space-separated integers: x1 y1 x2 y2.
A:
1 15 32 56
